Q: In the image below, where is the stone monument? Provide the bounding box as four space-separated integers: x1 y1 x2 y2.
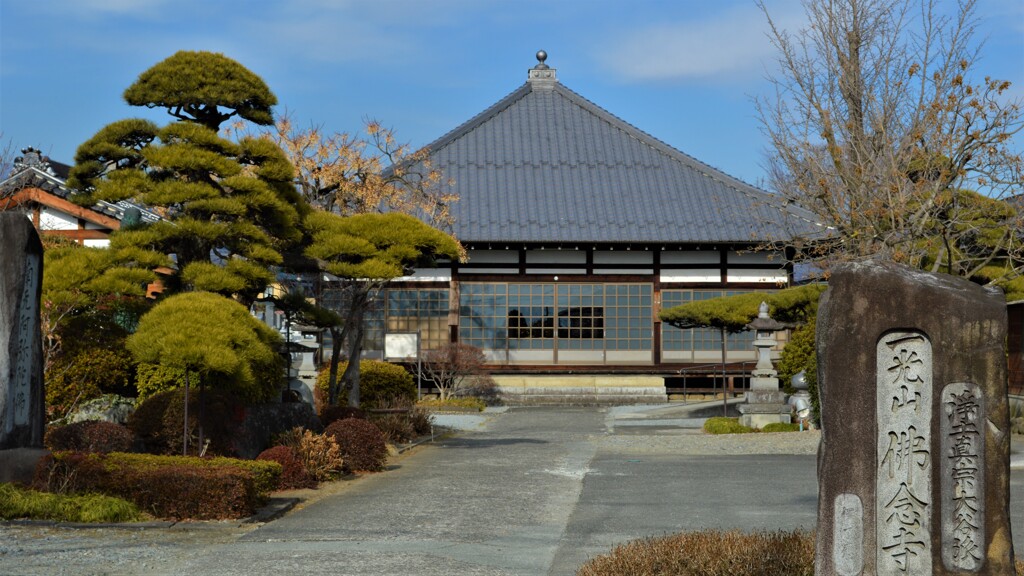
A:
738 302 791 428
815 260 1015 575
0 213 45 449
0 213 47 484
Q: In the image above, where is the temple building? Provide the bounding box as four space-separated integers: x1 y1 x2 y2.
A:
0 147 160 247
345 52 824 402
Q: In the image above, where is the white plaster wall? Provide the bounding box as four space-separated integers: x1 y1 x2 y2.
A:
39 208 76 230
660 270 722 283
726 269 788 284
394 268 452 282
661 250 719 264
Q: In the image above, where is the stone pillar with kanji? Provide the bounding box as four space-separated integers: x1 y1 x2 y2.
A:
814 260 1015 575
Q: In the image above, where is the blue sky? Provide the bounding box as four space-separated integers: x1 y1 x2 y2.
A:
1 0 1022 188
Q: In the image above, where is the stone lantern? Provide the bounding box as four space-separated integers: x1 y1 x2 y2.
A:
737 302 791 428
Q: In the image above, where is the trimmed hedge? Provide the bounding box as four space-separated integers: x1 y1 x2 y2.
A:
44 421 135 453
34 452 280 520
761 422 801 433
324 418 388 472
703 417 756 435
257 446 316 490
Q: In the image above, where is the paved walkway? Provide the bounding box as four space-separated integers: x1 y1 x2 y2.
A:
1 406 1021 576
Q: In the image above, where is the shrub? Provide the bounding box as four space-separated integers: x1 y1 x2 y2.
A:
319 405 366 427
458 375 502 405
274 428 344 483
127 292 285 404
44 421 135 453
367 398 434 443
407 403 434 437
316 360 416 408
578 529 814 576
45 347 136 419
135 363 200 402
324 418 388 472
703 417 756 435
371 412 415 444
777 321 819 424
127 387 246 456
257 446 316 490
417 397 486 411
761 422 801 433
33 452 278 520
0 482 142 523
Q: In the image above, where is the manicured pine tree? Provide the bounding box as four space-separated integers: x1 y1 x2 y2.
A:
67 51 307 305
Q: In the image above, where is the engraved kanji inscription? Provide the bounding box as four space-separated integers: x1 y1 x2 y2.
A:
877 331 932 575
941 382 984 572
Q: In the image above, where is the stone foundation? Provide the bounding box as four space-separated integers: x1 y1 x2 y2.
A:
493 375 667 405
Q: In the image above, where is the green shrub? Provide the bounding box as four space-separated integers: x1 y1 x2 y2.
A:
578 529 814 576
45 347 136 419
777 321 819 424
128 292 285 404
761 422 801 433
257 446 316 490
34 452 278 520
0 483 142 523
44 421 135 453
324 418 388 472
135 363 201 401
703 417 756 435
316 360 416 408
417 397 486 411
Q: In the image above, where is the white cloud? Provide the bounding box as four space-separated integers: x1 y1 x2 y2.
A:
599 1 804 83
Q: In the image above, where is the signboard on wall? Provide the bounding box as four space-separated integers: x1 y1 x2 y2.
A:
385 332 419 360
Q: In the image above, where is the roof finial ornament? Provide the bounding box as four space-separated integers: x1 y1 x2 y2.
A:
535 50 549 70
528 49 556 87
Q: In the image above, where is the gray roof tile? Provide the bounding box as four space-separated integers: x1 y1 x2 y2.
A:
415 75 824 245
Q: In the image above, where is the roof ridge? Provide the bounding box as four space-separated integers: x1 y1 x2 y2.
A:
418 83 533 156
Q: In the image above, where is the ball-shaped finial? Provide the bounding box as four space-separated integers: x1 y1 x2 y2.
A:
536 50 547 64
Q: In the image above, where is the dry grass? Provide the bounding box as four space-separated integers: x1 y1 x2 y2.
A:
578 529 814 576
578 530 1024 576
275 427 344 482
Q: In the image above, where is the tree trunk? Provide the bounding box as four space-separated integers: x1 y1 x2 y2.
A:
340 287 370 407
342 306 366 407
326 325 344 406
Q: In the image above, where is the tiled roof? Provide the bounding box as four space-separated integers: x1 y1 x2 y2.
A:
417 65 825 245
0 148 161 224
